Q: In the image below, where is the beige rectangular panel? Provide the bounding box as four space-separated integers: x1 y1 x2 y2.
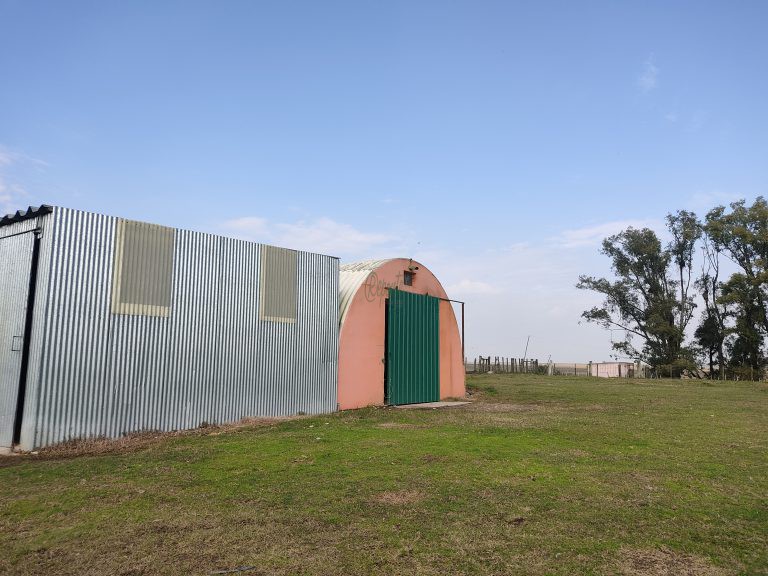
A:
259 245 297 322
112 219 175 316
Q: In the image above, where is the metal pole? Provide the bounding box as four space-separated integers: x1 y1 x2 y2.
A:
439 297 465 367
461 301 465 364
523 335 531 367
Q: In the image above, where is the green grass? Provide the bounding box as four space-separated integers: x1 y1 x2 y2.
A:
1 374 766 575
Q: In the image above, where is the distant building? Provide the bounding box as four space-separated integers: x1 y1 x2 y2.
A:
588 361 636 378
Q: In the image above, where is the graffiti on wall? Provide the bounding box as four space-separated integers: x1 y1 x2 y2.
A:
363 271 404 303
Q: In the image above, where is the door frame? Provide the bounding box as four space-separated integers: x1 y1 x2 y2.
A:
0 228 42 446
383 297 389 404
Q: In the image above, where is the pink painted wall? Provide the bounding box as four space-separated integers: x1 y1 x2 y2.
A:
338 259 465 409
588 362 635 378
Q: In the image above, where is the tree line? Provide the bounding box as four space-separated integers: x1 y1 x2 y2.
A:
577 197 768 380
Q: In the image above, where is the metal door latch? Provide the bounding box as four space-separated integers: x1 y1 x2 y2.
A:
11 336 22 351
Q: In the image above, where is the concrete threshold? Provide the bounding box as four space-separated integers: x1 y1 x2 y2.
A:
394 401 471 409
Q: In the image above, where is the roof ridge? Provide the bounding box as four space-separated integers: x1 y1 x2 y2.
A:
0 204 54 227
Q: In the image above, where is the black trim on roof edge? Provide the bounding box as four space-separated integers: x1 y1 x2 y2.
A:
0 205 53 227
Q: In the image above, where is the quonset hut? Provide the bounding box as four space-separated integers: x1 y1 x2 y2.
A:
0 206 339 451
338 259 465 409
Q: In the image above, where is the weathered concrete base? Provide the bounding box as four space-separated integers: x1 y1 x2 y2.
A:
0 446 13 456
394 401 471 409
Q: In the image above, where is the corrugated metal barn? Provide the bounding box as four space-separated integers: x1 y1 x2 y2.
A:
0 205 339 451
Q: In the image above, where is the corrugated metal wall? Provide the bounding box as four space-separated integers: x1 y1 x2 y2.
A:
0 226 36 448
386 289 439 405
16 207 338 449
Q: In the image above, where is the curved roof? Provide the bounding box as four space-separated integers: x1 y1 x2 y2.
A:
339 259 392 327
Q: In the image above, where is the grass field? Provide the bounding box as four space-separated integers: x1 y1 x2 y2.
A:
1 374 766 575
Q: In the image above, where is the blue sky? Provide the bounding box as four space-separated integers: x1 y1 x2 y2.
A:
1 1 766 361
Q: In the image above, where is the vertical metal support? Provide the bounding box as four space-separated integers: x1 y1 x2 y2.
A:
461 300 465 363
437 297 466 372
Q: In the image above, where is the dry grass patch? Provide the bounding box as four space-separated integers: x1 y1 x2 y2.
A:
372 489 425 505
616 546 734 576
0 417 288 466
375 422 419 429
468 402 545 413
420 454 446 464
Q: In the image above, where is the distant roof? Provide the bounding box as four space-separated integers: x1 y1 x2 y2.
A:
339 259 392 327
0 205 53 228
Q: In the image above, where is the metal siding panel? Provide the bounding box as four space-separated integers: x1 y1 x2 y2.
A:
17 207 339 449
18 212 55 450
386 289 439 405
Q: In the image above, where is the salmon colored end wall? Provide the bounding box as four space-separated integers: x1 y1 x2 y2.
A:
439 299 466 399
338 259 465 410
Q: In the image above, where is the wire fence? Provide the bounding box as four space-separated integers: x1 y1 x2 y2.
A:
464 357 646 378
465 356 766 380
464 356 541 374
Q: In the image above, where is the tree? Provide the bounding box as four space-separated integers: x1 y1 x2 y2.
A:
576 226 691 368
667 210 702 337
694 312 722 376
579 199 768 377
694 232 727 377
720 273 765 378
704 197 768 334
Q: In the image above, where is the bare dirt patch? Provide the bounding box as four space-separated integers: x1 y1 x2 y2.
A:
421 454 446 464
468 401 609 415
375 422 419 429
468 402 545 413
616 546 732 576
372 489 425 505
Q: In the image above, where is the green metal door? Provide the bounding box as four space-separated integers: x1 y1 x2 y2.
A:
386 289 439 405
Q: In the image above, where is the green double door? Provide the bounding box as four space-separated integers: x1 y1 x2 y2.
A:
385 289 440 405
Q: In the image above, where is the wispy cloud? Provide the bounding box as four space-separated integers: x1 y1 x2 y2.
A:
555 219 661 248
222 215 394 257
0 146 48 168
0 145 43 214
0 177 29 214
637 57 658 92
665 112 678 123
224 216 269 236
